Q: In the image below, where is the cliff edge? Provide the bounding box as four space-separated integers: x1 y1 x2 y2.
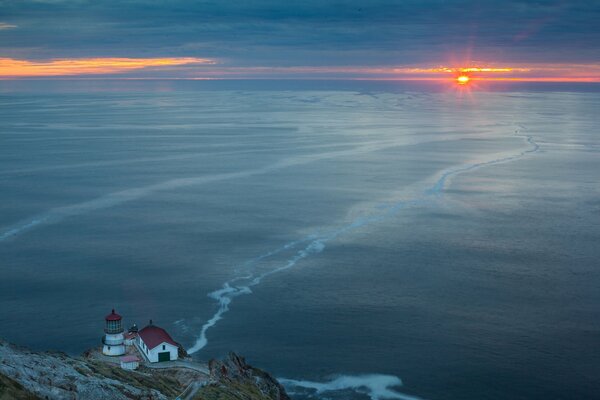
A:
194 352 290 400
0 339 290 400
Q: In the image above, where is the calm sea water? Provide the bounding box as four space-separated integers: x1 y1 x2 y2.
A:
0 80 599 399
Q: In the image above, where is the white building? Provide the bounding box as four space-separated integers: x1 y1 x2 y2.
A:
120 355 140 370
136 320 179 363
102 309 126 356
124 323 138 346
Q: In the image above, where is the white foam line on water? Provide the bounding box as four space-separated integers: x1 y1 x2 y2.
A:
0 139 415 243
0 217 48 242
187 202 407 355
186 131 539 397
188 132 538 353
230 235 318 279
0 138 403 177
279 375 423 400
0 135 472 243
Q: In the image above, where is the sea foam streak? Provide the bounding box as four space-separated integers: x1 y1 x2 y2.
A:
187 131 539 354
0 135 467 242
185 131 538 399
279 375 422 400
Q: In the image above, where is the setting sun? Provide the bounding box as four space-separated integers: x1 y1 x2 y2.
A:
456 75 470 85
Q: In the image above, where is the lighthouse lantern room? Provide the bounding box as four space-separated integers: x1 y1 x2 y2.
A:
102 309 126 356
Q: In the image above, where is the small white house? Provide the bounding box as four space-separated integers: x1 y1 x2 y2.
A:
120 355 140 370
136 320 179 363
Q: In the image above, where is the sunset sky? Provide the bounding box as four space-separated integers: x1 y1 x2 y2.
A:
1 0 599 81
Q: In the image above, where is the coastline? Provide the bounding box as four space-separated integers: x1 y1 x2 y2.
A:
0 338 289 400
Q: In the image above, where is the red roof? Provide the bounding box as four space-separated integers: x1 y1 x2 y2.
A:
105 309 122 321
138 324 178 350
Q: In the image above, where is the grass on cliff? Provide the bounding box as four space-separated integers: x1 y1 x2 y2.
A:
0 373 40 400
192 361 287 400
194 381 270 400
74 361 183 398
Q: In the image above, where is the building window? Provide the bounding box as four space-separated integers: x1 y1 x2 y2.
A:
108 346 111 350
162 345 165 350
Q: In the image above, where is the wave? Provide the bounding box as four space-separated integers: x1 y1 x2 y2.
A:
279 374 422 400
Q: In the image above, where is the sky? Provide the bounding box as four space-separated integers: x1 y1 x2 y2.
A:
0 0 599 81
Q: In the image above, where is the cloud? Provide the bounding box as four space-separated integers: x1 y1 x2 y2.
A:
0 22 17 29
0 57 215 77
0 1 599 69
162 63 600 82
2 57 598 81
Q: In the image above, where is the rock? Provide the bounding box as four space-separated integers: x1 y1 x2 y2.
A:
0 339 288 400
0 339 175 399
208 352 252 381
178 344 189 360
0 371 40 400
200 352 291 400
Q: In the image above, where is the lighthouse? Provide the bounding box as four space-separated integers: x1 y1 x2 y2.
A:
102 309 126 356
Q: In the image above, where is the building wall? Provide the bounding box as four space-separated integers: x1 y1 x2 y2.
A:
137 337 178 362
103 343 125 356
104 333 124 345
124 334 137 346
103 333 125 356
120 361 139 370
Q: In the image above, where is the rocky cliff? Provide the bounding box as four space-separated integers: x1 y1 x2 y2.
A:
0 339 290 400
194 352 290 400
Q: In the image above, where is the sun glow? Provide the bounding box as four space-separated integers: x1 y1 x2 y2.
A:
456 75 470 85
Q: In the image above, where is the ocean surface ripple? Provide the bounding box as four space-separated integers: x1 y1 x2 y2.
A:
0 134 468 243
0 120 539 399
183 130 539 400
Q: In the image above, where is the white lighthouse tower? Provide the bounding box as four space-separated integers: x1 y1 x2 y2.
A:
102 309 126 356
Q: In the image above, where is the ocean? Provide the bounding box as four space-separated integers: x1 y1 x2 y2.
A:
0 80 599 399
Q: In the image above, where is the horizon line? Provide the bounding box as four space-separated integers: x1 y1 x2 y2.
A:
1 77 599 83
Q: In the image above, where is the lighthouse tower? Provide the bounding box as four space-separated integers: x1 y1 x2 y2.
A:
102 309 126 356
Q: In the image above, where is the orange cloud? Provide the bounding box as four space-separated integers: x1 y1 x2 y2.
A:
0 57 215 77
472 76 600 83
183 64 600 82
403 66 531 73
1 58 598 82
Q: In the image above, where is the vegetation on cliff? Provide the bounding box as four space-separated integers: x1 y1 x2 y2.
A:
0 339 290 400
0 372 39 400
194 352 290 400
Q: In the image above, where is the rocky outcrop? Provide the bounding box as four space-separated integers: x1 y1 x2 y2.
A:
0 371 39 400
0 340 289 400
0 339 179 399
196 352 290 400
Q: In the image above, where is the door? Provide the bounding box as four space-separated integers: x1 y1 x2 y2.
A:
158 351 170 362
